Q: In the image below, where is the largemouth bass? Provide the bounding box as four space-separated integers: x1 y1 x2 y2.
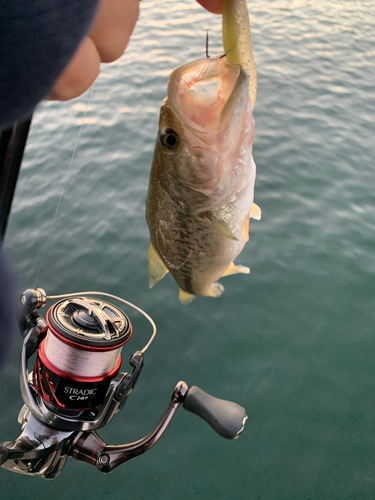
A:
146 0 260 304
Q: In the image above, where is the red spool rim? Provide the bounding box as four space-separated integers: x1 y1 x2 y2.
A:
46 305 133 352
38 339 122 382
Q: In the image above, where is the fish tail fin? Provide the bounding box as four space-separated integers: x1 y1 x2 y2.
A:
222 262 250 277
148 241 169 289
208 282 225 298
179 289 196 305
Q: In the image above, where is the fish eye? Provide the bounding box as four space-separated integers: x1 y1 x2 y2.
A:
160 127 179 150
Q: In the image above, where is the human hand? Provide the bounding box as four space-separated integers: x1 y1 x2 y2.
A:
48 0 224 101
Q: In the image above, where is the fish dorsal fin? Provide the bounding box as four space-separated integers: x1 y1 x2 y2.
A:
179 289 195 305
148 241 169 289
250 203 261 220
222 262 250 277
211 214 238 240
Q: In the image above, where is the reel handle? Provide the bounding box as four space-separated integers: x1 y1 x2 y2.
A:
72 382 247 474
183 386 247 440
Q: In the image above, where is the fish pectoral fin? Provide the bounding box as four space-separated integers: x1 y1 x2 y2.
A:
211 214 238 241
242 203 261 241
242 215 250 241
179 289 196 305
208 282 225 298
148 241 169 289
250 203 262 220
222 262 250 277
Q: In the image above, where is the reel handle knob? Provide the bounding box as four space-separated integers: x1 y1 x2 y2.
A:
183 386 247 440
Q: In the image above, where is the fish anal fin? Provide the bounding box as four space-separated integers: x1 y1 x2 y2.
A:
148 241 169 289
250 203 261 220
222 262 250 277
179 289 196 305
211 214 238 241
208 282 225 298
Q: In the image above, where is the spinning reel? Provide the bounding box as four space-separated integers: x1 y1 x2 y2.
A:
0 289 247 479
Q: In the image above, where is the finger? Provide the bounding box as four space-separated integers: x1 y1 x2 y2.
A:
89 0 140 63
195 0 224 14
47 36 100 101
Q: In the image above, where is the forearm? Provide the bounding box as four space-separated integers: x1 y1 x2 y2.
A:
0 0 99 131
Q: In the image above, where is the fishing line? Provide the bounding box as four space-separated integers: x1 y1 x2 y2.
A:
34 83 96 288
32 86 157 352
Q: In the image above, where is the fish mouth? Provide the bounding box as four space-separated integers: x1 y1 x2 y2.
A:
168 56 248 146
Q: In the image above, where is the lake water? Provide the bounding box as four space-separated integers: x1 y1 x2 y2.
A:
1 0 375 498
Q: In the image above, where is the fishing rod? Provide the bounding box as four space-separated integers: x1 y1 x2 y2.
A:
0 117 32 241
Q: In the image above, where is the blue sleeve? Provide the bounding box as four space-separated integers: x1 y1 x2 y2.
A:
0 0 100 131
0 250 16 367
0 0 100 367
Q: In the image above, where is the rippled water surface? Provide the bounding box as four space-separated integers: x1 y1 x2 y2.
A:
2 0 375 498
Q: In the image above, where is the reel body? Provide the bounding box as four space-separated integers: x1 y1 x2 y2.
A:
0 289 247 479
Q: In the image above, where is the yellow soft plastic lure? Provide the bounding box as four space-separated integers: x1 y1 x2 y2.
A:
222 0 257 109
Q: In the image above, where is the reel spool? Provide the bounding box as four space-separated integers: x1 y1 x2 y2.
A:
35 297 132 410
0 288 247 479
